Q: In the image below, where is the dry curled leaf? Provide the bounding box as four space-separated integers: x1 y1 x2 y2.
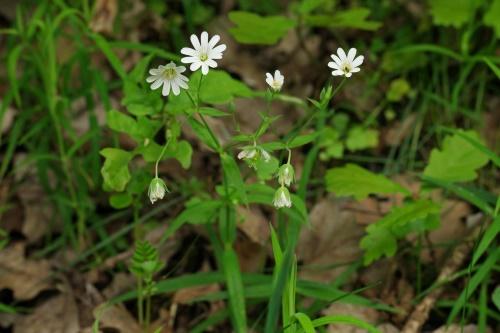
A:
13 293 79 333
0 242 53 300
94 303 142 333
297 197 364 283
89 0 117 35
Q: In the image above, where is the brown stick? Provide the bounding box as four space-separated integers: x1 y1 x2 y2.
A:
401 224 481 333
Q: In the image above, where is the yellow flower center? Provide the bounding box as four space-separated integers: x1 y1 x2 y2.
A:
342 63 352 74
163 67 177 80
200 53 208 61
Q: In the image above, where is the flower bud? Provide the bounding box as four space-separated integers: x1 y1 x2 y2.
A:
148 177 169 204
278 163 295 187
273 186 292 209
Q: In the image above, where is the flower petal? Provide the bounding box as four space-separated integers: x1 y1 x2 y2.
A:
201 64 209 75
190 61 201 72
331 54 342 66
171 81 180 95
200 31 209 48
327 61 340 70
345 72 352 78
331 70 344 76
161 80 171 96
351 67 360 73
177 78 189 89
181 56 199 64
337 48 347 61
210 44 226 54
150 78 163 90
177 65 186 73
180 47 197 56
149 68 161 75
190 34 201 50
351 55 364 68
208 34 220 48
206 59 217 68
146 75 158 83
347 48 357 62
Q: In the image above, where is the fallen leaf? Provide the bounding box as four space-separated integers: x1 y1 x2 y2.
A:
297 197 364 283
89 0 118 35
0 242 53 300
432 324 491 333
94 303 142 333
237 206 269 245
234 235 267 273
13 293 79 333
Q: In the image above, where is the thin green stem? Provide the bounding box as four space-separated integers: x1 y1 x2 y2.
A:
155 139 170 178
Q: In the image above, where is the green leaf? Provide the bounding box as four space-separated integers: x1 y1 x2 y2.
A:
386 78 411 102
493 285 500 311
423 130 490 183
91 33 126 79
312 315 381 333
137 140 192 169
346 126 379 151
191 70 252 104
472 215 500 266
222 246 247 333
100 148 133 192
294 313 316 333
485 0 500 38
255 155 279 181
326 164 409 200
360 200 441 265
228 11 297 45
305 8 381 31
221 153 247 203
106 109 137 133
188 117 218 151
429 0 479 27
288 132 320 148
109 192 133 209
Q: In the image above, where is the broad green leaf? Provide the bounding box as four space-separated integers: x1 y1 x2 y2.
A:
429 0 479 27
109 192 133 209
229 11 297 45
187 117 218 150
386 78 411 102
484 0 500 38
319 127 344 161
493 286 500 311
288 132 320 148
423 130 490 183
325 164 409 200
137 140 192 169
100 148 133 192
346 126 379 151
255 155 279 181
294 313 316 333
191 70 252 104
122 80 162 116
360 200 441 265
106 109 136 133
305 8 381 31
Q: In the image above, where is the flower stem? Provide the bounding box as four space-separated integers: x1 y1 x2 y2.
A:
155 139 170 178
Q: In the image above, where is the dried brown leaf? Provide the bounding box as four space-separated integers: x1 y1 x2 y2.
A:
0 243 53 300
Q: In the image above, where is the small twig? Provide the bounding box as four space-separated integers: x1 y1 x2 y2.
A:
401 224 482 333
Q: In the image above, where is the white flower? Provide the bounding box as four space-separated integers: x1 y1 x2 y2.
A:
238 147 257 160
260 148 271 162
273 186 292 209
146 62 189 96
181 31 226 75
265 70 284 92
148 177 169 204
278 163 295 187
328 48 364 78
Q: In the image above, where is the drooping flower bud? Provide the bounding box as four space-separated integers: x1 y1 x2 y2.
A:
148 177 169 204
273 186 292 209
278 163 295 187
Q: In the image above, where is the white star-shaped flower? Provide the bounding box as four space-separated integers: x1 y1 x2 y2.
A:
265 70 284 92
181 31 227 75
146 62 189 96
328 48 364 78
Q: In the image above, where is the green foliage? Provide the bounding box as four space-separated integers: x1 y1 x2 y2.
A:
386 78 411 102
130 240 163 278
228 11 297 45
423 130 490 183
304 8 381 30
326 164 410 200
493 286 500 311
100 148 133 192
360 200 441 264
345 126 379 151
429 0 479 27
484 0 500 38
